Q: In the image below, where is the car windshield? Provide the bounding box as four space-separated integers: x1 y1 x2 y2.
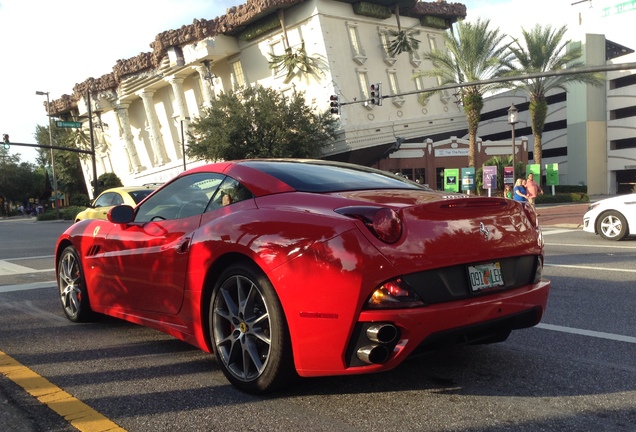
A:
242 160 428 193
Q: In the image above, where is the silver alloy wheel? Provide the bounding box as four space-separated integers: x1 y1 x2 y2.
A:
598 211 627 240
212 274 271 382
58 248 84 319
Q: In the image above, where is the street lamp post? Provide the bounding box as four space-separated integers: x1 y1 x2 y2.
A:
180 117 190 171
35 91 60 220
507 103 519 181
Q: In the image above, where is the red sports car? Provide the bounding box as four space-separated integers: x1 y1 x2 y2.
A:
56 159 550 393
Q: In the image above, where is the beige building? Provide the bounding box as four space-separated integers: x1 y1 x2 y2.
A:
47 0 467 197
46 0 636 197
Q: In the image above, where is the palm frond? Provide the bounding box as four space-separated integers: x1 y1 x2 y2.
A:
387 29 421 57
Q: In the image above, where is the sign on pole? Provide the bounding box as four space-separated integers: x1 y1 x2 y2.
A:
504 166 514 185
526 164 541 177
546 163 559 186
55 121 82 128
483 166 497 197
461 167 475 193
444 168 459 193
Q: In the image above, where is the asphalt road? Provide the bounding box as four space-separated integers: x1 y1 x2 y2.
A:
1 206 634 431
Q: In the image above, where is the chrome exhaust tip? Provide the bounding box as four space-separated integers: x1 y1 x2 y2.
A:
356 344 390 364
366 323 398 344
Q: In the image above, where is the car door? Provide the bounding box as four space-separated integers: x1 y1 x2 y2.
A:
98 173 224 315
86 192 120 220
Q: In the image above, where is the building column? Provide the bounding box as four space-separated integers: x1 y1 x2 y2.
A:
167 76 189 120
138 89 170 166
114 102 146 173
195 66 215 106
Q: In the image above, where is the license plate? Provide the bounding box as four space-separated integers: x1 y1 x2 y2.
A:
468 262 504 292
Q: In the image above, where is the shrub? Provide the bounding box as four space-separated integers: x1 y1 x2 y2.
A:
61 206 86 221
536 193 589 204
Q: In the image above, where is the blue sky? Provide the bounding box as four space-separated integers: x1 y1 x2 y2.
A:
0 0 627 164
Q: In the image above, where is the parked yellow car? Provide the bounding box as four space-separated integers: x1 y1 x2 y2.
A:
74 185 158 222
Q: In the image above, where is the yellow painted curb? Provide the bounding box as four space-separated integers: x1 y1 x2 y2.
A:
0 350 126 432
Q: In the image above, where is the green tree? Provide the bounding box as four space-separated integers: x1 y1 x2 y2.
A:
187 86 339 161
503 24 604 174
0 150 47 208
98 172 123 190
35 124 88 203
414 19 513 167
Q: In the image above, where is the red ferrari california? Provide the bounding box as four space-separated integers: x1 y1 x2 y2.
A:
56 159 550 393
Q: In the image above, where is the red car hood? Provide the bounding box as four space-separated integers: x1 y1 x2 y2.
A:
332 190 542 274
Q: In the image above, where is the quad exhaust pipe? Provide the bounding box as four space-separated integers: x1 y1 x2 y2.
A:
357 345 390 364
366 323 398 344
356 323 398 364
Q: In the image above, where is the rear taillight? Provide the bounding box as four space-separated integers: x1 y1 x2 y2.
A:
335 206 403 244
366 278 424 309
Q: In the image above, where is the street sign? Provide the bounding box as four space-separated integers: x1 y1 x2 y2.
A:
56 121 82 128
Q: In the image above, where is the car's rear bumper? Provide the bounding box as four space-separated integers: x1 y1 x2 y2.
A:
295 279 550 377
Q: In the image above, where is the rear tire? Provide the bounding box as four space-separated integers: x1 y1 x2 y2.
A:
209 262 295 394
57 246 93 322
596 211 628 241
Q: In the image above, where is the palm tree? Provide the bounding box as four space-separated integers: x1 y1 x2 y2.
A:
268 10 324 83
415 19 512 167
504 24 604 172
387 4 420 57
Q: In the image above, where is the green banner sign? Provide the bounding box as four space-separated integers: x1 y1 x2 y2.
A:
56 121 82 128
444 168 459 193
546 163 559 186
526 164 541 177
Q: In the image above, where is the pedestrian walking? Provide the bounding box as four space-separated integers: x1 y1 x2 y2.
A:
526 173 543 206
513 178 528 202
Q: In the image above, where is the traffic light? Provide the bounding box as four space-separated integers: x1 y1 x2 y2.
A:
370 83 382 106
329 95 340 115
2 134 9 150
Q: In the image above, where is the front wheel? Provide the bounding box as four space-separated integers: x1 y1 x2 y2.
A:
209 262 295 394
57 246 92 322
597 211 628 241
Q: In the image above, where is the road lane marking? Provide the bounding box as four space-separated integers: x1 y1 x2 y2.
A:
0 282 56 292
542 229 575 235
544 242 635 249
545 263 636 273
537 323 636 344
0 350 127 432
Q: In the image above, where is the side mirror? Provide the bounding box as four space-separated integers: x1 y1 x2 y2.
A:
108 205 134 224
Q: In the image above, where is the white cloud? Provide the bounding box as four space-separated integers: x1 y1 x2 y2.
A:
0 0 242 163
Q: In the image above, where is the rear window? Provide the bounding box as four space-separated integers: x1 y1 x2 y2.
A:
242 160 428 193
128 189 155 204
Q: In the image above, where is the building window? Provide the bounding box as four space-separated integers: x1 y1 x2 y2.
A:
346 23 367 65
428 34 438 52
357 69 373 110
610 106 636 120
413 72 429 106
379 29 397 66
610 74 636 90
388 70 405 107
410 47 422 68
610 137 636 150
269 39 286 76
230 61 246 90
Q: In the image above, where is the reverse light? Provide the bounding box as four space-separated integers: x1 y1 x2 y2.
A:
533 256 544 284
366 278 424 309
335 206 403 244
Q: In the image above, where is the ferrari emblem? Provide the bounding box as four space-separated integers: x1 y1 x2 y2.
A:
479 222 489 240
93 226 100 237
